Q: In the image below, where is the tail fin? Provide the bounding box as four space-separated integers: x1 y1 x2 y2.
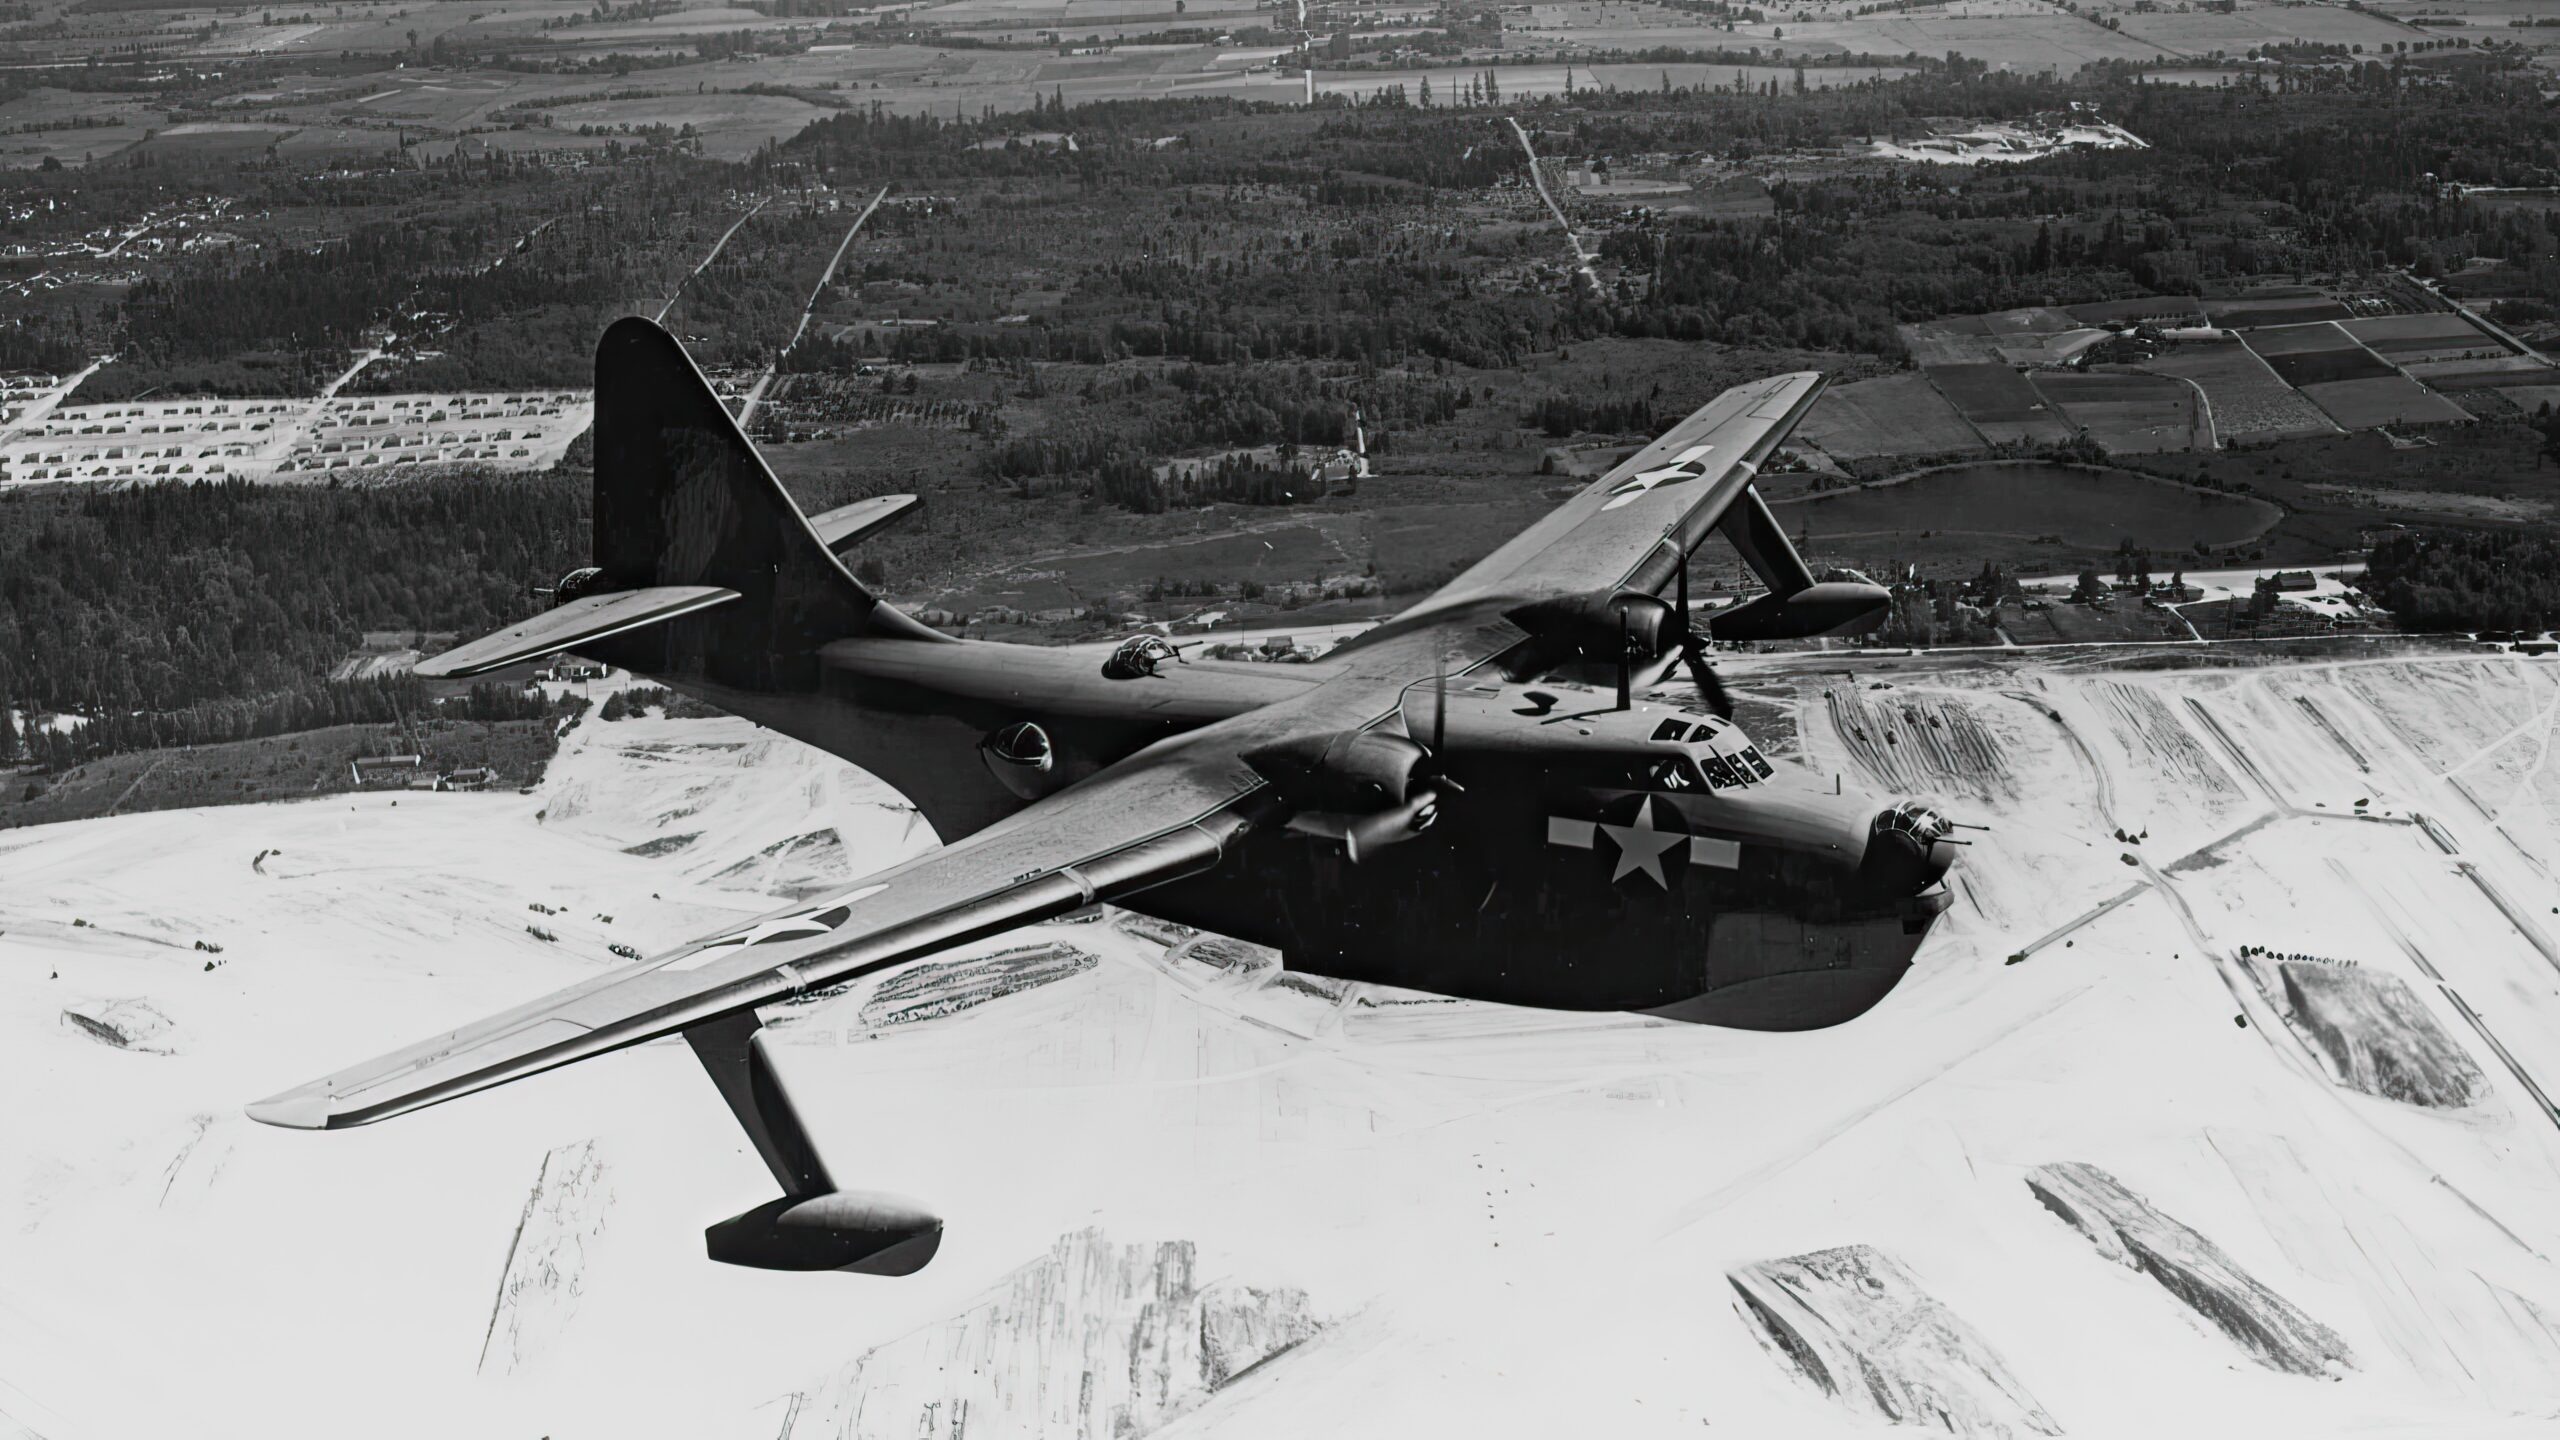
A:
585 317 943 689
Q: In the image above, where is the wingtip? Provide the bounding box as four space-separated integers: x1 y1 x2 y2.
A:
245 1090 339 1130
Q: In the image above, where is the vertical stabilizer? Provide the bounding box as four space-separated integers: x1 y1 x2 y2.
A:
585 316 943 692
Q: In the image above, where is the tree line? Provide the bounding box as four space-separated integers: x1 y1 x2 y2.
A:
2363 530 2560 634
0 477 585 722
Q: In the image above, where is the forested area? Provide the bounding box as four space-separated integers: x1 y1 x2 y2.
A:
0 478 584 723
2362 531 2560 635
5 674 569 772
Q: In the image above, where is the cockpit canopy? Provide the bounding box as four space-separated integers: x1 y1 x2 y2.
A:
1405 679 1782 794
1641 710 1776 793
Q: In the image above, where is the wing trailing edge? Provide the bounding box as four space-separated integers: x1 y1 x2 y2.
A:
413 585 741 678
245 759 1267 1131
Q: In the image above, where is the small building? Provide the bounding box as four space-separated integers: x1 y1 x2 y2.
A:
2268 570 2317 593
436 766 497 792
350 754 423 786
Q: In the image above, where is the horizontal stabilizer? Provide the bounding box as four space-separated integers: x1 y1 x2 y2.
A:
416 586 741 679
806 494 919 555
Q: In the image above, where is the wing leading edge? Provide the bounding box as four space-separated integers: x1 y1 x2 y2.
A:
1433 370 1828 605
247 740 1270 1131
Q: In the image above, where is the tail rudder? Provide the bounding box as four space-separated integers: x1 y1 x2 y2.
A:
586 316 942 688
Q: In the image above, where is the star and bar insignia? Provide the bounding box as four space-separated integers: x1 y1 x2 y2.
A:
1546 794 1741 889
1601 443 1715 512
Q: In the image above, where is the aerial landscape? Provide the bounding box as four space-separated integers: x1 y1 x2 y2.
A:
4 0 2560 1433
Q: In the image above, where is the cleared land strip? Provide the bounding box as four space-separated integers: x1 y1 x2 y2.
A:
1507 116 1602 300
739 185 888 426
658 195 771 324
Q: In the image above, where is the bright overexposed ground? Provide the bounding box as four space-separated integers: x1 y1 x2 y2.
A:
6 647 2560 1438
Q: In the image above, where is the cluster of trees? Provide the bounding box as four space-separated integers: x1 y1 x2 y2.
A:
1523 388 1658 437
1092 452 1311 513
2363 530 2560 634
981 364 1460 495
0 478 584 722
4 675 570 772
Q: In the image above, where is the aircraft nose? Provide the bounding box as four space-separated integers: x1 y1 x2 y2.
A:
1862 799 1962 898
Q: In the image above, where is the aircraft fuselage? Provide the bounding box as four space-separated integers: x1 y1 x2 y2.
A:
588 624 1954 1030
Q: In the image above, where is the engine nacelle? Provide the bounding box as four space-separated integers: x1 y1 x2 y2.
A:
1242 728 1429 813
705 1190 943 1275
1284 791 1441 864
1505 590 1680 667
1245 729 1442 862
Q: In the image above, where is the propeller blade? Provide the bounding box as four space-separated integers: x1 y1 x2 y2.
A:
1433 656 1447 757
1666 543 1731 718
1680 635 1734 720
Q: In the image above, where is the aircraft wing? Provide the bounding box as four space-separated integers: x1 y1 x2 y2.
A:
416 585 741 679
247 735 1270 1130
1429 369 1826 606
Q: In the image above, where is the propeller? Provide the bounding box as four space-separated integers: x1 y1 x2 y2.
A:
1672 552 1734 720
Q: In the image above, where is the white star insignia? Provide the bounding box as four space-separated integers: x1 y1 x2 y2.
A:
655 883 886 972
1602 444 1714 511
1596 797 1688 888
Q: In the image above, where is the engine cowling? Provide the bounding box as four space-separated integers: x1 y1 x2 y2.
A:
1243 729 1440 862
1242 729 1429 812
1505 590 1680 669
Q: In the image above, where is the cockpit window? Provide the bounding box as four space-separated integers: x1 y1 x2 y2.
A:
1699 754 1741 789
1650 718 1692 743
1741 746 1773 780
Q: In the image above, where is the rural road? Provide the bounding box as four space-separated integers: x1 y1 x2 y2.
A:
658 195 772 324
740 185 889 426
1506 116 1603 299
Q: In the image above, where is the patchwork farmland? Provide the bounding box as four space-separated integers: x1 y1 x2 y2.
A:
1801 278 2550 474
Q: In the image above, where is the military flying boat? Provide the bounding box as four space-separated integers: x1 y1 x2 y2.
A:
248 317 1961 1275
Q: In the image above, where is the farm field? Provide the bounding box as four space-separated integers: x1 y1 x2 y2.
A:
1774 461 2283 552
2500 385 2560 415
1925 363 2073 445
915 0 1262 26
2110 1 2415 54
1728 13 2170 69
1315 63 1910 102
2031 372 2199 454
2299 376 2473 430
2066 296 2206 327
2142 343 2333 441
2205 296 2352 330
2246 328 2397 388
2406 355 2553 386
2340 313 2509 364
2362 0 2560 46
1794 372 1985 461
921 512 1373 618
2241 322 2365 358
